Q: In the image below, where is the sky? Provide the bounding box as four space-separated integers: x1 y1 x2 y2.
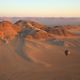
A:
0 0 80 17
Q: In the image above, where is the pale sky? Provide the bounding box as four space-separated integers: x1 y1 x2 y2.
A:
0 0 80 17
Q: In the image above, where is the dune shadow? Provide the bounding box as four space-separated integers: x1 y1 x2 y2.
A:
46 40 64 46
15 36 33 62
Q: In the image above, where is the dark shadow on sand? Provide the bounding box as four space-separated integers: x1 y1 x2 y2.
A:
15 36 33 62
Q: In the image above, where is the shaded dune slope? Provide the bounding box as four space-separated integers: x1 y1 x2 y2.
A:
0 20 80 80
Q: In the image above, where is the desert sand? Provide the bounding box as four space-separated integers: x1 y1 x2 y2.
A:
0 20 80 80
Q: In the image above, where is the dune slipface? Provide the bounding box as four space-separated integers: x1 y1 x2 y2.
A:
0 20 80 80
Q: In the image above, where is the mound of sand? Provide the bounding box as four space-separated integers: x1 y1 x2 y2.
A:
26 21 46 29
44 26 78 38
25 29 54 40
0 35 80 80
0 20 80 80
0 20 79 43
15 20 46 30
63 25 80 30
0 21 17 43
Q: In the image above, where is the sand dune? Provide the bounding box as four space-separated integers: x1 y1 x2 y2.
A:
0 20 79 41
0 20 80 80
0 36 80 80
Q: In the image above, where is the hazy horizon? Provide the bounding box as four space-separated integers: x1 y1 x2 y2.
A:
0 0 80 17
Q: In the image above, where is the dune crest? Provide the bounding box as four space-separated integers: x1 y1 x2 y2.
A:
0 20 79 43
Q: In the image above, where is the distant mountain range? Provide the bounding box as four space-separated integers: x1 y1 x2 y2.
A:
0 17 80 26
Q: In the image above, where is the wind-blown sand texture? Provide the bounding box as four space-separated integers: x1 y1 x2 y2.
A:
0 20 80 80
